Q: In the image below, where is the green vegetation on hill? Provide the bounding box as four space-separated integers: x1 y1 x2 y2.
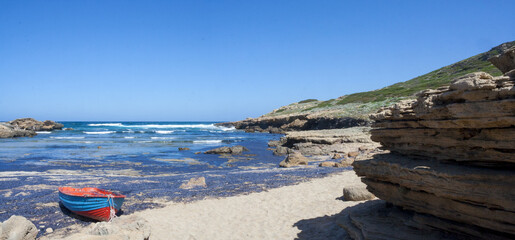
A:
265 41 514 119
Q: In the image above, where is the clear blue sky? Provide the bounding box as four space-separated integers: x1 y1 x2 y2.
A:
1 1 514 121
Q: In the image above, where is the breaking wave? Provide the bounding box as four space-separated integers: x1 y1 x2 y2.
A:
84 131 116 135
193 140 223 144
87 123 123 127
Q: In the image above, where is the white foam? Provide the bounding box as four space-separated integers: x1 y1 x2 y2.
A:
84 131 115 135
151 137 175 140
127 124 218 129
36 131 52 134
219 126 236 131
124 136 135 139
155 130 174 134
193 140 223 144
87 123 123 127
50 137 85 139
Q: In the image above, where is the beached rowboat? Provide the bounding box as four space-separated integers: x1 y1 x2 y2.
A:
58 187 125 221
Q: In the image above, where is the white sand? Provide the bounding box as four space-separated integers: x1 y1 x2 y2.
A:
50 170 364 240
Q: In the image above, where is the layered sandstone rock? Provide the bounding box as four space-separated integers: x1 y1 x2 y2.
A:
370 71 515 167
346 49 515 239
271 127 379 157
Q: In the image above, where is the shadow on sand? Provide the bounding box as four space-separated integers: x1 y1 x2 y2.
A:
293 197 350 240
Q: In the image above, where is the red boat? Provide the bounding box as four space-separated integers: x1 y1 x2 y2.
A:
59 187 126 221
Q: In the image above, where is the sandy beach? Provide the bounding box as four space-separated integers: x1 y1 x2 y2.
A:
47 170 364 240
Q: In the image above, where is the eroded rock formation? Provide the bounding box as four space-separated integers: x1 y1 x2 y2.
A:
0 123 36 138
8 118 63 131
342 48 515 239
271 127 379 156
0 118 64 138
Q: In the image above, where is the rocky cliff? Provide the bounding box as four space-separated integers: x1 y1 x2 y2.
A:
340 47 515 239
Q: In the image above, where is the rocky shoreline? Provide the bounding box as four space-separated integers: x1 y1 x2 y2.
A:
2 47 513 239
217 114 369 134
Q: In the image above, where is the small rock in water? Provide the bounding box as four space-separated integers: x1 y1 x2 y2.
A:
45 228 53 233
332 153 342 159
178 147 190 151
97 146 102 149
340 158 354 167
204 145 249 155
194 152 201 154
179 177 207 189
319 161 337 167
273 146 289 156
267 140 281 147
279 152 309 167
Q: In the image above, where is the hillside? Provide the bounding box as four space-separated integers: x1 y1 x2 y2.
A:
264 40 514 120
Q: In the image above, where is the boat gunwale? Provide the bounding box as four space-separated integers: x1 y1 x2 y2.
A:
58 187 126 198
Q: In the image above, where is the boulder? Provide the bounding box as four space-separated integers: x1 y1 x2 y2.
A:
267 140 281 147
347 152 359 158
204 146 249 155
489 47 515 73
342 185 375 201
0 215 38 240
339 158 354 167
273 146 289 156
279 152 309 167
179 177 207 189
84 215 151 240
332 153 343 159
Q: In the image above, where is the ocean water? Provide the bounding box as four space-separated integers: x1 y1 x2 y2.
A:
0 121 345 231
0 121 281 173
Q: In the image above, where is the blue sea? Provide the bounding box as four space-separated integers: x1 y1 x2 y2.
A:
0 121 345 231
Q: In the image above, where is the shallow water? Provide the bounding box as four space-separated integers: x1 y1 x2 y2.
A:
0 122 345 232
